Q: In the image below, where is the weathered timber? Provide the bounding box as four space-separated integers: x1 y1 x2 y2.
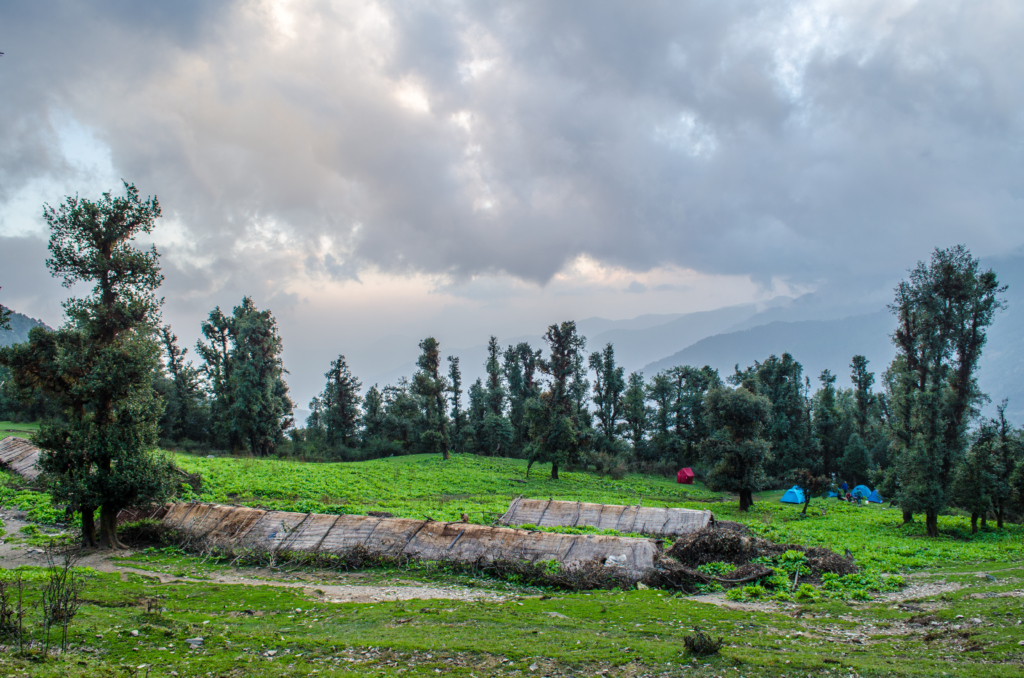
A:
0 436 40 481
159 502 661 579
498 498 712 537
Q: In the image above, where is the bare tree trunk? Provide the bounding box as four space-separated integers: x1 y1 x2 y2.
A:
926 512 939 538
97 505 124 550
970 513 978 534
996 508 1004 529
551 463 559 480
80 507 97 548
902 510 914 524
739 490 753 512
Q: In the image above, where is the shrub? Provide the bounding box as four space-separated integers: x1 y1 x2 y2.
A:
683 627 724 656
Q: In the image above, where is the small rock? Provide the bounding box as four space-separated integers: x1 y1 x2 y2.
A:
969 618 983 624
130 630 139 637
955 615 964 620
546 612 568 619
528 663 539 672
265 650 278 657
184 637 203 645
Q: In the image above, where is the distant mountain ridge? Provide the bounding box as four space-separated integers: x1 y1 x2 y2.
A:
0 309 51 348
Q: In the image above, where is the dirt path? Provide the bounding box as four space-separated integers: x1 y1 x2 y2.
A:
0 511 511 604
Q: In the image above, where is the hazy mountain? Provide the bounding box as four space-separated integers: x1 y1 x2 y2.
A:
642 311 897 387
588 304 759 374
0 309 51 348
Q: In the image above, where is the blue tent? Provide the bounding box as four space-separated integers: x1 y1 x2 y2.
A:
851 485 872 500
826 491 838 498
867 489 883 503
781 486 805 504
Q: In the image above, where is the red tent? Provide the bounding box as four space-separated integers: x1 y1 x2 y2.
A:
676 467 694 484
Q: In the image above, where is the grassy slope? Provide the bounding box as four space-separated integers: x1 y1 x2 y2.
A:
0 420 39 435
174 452 720 523
2 452 1023 676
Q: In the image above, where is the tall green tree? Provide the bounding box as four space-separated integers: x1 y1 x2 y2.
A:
504 342 542 455
158 326 209 443
479 336 513 455
952 438 995 534
646 372 677 459
978 403 1021 528
669 365 722 465
887 246 1005 536
0 182 174 548
198 298 292 456
321 355 362 449
360 385 385 446
812 369 842 476
700 387 773 512
850 355 875 439
412 337 449 459
447 356 466 452
732 354 813 477
621 371 650 458
589 343 626 450
525 321 590 479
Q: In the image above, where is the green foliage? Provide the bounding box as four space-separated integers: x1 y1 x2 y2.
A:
589 343 625 449
0 181 173 548
732 353 813 477
412 337 449 459
525 321 593 479
197 297 293 456
699 387 772 511
887 245 1006 534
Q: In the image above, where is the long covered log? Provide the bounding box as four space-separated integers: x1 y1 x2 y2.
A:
0 436 40 481
159 502 662 579
498 498 712 537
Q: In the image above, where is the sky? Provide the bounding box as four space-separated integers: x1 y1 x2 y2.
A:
2 0 1023 409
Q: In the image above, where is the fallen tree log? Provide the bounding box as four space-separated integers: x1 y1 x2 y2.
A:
0 436 40 481
498 498 713 537
150 502 663 580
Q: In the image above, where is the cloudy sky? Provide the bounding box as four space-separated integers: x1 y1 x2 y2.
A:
2 0 1023 407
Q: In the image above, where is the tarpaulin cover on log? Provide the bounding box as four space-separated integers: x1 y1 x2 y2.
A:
158 502 661 579
497 498 712 537
0 436 40 481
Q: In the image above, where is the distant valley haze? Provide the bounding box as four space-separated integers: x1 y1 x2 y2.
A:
1 1 1022 422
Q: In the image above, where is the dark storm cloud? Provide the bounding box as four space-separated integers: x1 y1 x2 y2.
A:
2 0 1023 296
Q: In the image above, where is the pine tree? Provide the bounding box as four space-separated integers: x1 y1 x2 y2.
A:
669 365 722 465
479 336 513 455
525 321 591 479
840 432 873 486
953 437 995 533
322 355 362 449
621 372 650 459
412 337 449 459
850 355 875 439
646 372 678 459
732 354 813 476
982 403 1021 528
447 356 466 452
589 343 626 450
504 342 542 455
813 370 842 476
159 326 209 443
887 246 1005 536
0 182 175 548
700 387 772 512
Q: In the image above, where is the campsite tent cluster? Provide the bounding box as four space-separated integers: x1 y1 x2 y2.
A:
781 484 883 504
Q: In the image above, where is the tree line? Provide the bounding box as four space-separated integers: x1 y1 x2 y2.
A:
1 184 1023 546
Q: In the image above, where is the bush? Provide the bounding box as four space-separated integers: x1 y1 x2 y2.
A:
683 627 724 656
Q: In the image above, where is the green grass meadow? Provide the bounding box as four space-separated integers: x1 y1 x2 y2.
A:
1 450 1022 676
